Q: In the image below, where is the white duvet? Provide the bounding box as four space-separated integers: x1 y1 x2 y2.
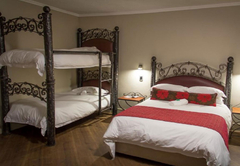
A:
103 99 232 166
4 90 110 136
0 47 111 76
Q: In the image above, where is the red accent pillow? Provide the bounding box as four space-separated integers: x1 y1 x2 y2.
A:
151 88 189 101
151 88 217 106
188 92 217 106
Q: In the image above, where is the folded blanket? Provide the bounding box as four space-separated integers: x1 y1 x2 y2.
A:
169 99 188 106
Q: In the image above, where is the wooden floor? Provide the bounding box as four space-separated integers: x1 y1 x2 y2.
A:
0 112 240 166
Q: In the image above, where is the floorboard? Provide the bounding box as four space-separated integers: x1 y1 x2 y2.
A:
0 112 239 166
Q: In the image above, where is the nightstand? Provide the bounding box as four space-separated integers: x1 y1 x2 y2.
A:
229 107 240 138
118 92 146 111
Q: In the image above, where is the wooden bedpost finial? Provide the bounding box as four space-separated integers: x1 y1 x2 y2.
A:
114 26 119 31
152 56 156 62
228 56 234 63
77 28 82 33
43 6 51 13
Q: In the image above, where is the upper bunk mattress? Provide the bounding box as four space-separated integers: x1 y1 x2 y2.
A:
0 47 111 76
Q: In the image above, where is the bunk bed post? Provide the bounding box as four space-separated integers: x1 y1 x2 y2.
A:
42 6 55 146
0 12 10 135
110 52 114 112
77 69 83 87
112 26 119 115
76 28 83 87
98 52 102 115
77 28 82 47
224 56 234 108
151 56 157 87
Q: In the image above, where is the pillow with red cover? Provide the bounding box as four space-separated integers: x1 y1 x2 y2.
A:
151 88 189 101
188 92 217 106
151 88 217 106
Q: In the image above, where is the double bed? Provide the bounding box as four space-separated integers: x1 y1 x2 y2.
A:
104 56 234 166
0 6 119 146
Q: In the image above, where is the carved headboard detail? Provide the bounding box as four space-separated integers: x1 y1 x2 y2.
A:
151 56 234 107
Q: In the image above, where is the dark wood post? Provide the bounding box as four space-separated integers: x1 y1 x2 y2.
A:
98 52 102 115
76 28 83 87
42 6 55 146
225 56 234 108
0 12 10 135
77 68 83 87
113 26 119 115
151 56 157 87
77 28 82 47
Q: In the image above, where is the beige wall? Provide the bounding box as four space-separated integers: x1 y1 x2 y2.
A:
78 6 240 107
0 1 240 131
0 0 79 130
0 0 80 93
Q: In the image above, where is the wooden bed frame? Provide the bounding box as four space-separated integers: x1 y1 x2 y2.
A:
0 6 119 146
116 56 234 166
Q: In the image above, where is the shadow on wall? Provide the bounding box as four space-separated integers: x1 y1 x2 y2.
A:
5 39 12 51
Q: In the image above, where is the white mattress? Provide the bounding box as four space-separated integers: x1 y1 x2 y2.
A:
103 99 232 166
4 89 110 136
0 47 111 76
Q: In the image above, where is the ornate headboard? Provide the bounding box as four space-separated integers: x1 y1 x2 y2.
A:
76 27 119 87
151 56 234 107
81 70 111 92
77 27 119 52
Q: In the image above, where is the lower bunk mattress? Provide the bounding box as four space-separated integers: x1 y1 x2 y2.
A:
5 88 110 136
103 99 232 166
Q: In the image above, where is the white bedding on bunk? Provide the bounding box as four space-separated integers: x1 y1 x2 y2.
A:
0 47 111 76
4 88 110 136
103 99 231 166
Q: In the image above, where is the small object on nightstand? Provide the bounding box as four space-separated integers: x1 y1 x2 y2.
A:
229 107 240 138
118 92 147 111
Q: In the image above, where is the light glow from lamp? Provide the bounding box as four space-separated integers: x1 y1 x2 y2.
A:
138 64 143 82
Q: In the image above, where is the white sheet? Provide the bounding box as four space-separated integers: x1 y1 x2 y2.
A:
0 47 111 76
103 99 231 166
4 90 110 136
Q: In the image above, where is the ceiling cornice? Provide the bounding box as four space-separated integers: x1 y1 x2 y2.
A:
20 0 80 17
79 2 240 17
20 0 240 17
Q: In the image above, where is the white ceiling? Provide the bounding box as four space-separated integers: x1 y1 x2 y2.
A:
20 0 240 17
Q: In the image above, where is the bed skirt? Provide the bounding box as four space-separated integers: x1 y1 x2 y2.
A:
116 142 207 166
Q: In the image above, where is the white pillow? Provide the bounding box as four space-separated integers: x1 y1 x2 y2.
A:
72 86 108 95
151 83 188 92
216 96 224 105
187 86 226 104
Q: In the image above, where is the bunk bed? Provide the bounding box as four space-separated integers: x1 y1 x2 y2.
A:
0 6 119 146
104 56 233 166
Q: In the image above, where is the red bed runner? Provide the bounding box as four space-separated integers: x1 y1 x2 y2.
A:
116 106 229 149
